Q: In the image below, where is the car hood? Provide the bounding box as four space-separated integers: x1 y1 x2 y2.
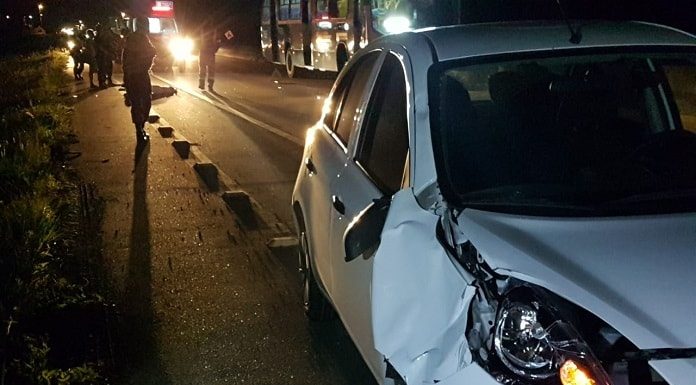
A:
455 209 696 349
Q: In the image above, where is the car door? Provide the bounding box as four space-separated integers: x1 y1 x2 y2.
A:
302 50 382 297
329 52 411 378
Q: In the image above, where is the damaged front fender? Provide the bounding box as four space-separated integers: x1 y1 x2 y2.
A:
370 190 477 384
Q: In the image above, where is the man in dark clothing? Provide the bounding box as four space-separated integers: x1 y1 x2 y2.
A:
84 29 99 88
69 36 85 80
95 25 117 87
122 18 156 143
198 29 220 91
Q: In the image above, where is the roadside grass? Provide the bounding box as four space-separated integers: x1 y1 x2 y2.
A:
1 51 109 385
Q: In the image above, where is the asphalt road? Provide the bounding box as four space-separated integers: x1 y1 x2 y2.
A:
150 56 333 228
110 56 379 384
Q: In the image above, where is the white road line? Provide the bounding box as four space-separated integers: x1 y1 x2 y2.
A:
151 74 304 147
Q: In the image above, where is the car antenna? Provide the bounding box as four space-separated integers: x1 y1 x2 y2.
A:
555 0 582 44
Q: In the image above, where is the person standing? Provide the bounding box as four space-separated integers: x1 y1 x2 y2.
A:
95 24 117 87
69 35 85 80
198 28 220 91
84 29 99 88
115 27 130 66
122 17 156 143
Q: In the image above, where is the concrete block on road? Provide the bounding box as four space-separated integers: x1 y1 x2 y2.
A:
158 126 174 138
267 236 299 249
221 190 259 229
147 114 160 123
172 140 190 159
222 190 251 211
194 162 219 191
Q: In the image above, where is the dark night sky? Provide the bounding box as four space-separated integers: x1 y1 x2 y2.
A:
0 0 262 46
1 0 694 48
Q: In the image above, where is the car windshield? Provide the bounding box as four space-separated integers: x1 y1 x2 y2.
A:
432 49 696 216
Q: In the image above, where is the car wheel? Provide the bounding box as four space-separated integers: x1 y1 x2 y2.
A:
299 230 334 321
285 48 296 78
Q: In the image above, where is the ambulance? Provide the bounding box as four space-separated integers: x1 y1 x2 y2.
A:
140 0 193 72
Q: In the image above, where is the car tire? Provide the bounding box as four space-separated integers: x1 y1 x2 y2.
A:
299 230 335 321
285 48 295 79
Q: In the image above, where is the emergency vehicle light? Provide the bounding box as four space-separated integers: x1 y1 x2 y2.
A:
151 1 174 18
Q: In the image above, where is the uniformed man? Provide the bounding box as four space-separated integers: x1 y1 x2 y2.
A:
198 28 220 91
122 17 156 143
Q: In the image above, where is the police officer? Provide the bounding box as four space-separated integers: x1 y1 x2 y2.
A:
198 28 220 91
122 17 156 143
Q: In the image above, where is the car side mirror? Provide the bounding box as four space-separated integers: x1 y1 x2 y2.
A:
343 197 391 262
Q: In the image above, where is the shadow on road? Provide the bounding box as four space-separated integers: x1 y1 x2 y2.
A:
118 143 171 385
207 89 231 104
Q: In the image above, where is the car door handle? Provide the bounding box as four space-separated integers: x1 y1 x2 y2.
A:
332 195 345 215
305 157 317 174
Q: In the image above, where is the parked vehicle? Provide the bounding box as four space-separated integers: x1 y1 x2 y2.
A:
260 0 463 77
291 20 696 385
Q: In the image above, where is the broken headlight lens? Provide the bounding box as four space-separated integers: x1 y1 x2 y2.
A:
493 300 612 384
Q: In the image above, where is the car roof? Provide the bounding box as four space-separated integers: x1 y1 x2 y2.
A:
393 21 696 62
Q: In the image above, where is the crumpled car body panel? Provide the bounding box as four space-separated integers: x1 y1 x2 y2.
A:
370 190 478 383
454 209 696 350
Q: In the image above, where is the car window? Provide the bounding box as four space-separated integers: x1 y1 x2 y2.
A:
356 54 409 194
323 81 347 131
432 52 696 216
334 53 380 145
324 52 380 145
664 64 696 133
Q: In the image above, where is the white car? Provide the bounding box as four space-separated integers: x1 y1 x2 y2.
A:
291 21 696 385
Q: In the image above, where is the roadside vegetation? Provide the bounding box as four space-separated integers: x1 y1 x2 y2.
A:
0 51 109 385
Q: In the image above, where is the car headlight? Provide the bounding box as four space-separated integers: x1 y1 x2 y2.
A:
493 299 612 385
313 37 331 53
168 37 193 60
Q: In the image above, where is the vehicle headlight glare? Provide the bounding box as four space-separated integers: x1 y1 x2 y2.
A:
169 37 193 60
67 40 76 50
314 37 331 53
382 16 411 34
317 20 332 29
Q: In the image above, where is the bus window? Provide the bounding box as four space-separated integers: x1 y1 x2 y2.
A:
317 0 348 18
262 0 270 22
337 0 348 17
279 0 290 20
290 0 302 20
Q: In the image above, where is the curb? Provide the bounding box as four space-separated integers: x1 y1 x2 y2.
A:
148 107 294 241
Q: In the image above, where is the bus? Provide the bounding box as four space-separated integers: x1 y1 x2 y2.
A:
260 0 463 77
